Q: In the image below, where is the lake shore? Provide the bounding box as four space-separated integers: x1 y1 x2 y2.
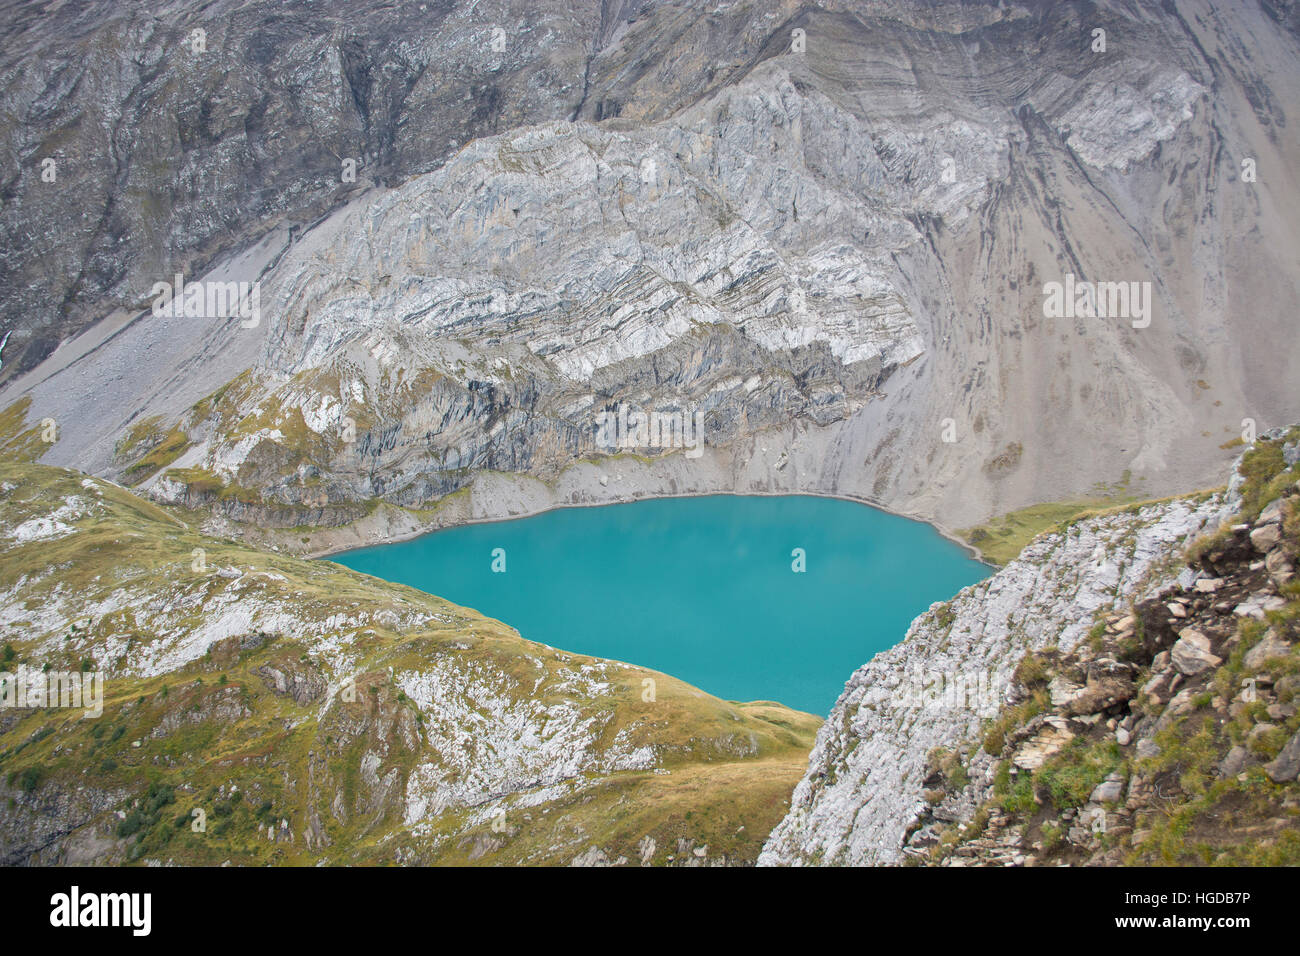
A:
303 454 992 567
329 491 993 715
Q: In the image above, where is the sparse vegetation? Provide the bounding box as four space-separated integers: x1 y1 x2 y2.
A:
0 460 824 866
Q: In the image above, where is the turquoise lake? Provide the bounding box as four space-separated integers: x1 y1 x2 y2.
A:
330 495 990 715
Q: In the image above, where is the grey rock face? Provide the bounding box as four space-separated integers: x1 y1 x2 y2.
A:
0 0 622 376
759 491 1226 865
0 780 131 866
5 0 1300 536
0 0 1049 376
1264 730 1300 783
1170 629 1221 676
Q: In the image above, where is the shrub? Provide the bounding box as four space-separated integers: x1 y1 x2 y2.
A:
983 689 1049 756
117 810 146 838
1041 822 1063 853
1001 774 1037 816
144 783 175 814
1035 738 1124 810
1013 653 1048 689
933 602 956 629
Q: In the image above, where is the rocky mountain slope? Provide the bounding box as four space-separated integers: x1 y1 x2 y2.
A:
0 460 818 865
0 0 660 377
1 0 1298 870
3 0 1298 548
762 426 1300 865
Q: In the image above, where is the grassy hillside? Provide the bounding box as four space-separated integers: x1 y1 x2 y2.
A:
0 462 819 865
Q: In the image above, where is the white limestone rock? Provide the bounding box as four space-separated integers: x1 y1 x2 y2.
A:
760 492 1226 866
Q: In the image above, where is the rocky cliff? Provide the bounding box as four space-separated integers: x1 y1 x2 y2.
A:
4 0 1298 544
762 426 1300 865
1 0 1298 869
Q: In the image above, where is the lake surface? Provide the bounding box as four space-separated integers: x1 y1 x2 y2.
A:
331 495 989 715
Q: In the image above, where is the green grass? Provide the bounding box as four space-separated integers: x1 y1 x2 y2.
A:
0 460 822 866
0 396 49 462
1037 737 1125 810
960 499 1130 566
122 423 191 482
1236 427 1300 519
982 689 1049 757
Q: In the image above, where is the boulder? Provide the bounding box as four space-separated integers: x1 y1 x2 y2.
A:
1140 672 1171 705
1217 745 1248 778
1166 687 1199 717
1065 677 1136 716
1243 630 1292 670
1233 595 1286 619
1013 721 1074 770
1266 548 1290 568
1265 548 1294 576
1154 688 1199 732
1264 731 1300 783
1258 498 1286 525
1266 702 1298 721
1250 523 1282 553
1048 676 1084 708
1089 772 1125 804
1170 629 1222 676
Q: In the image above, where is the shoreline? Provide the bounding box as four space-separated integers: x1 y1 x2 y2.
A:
307 483 993 566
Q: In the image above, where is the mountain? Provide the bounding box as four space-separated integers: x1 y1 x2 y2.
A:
762 426 1300 865
4 0 1298 548
0 458 818 865
0 0 1297 869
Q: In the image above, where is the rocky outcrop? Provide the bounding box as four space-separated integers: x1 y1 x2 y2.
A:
7 0 1299 541
0 462 819 866
0 0 682 378
760 490 1226 865
762 427 1300 866
914 477 1300 865
255 661 326 706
